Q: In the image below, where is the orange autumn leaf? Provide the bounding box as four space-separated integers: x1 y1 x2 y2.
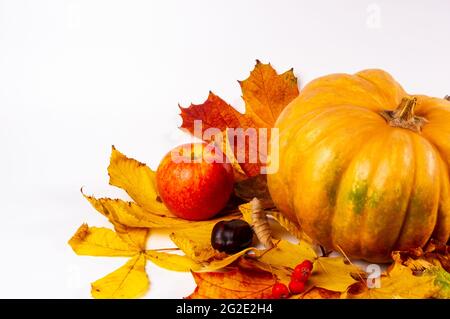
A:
188 262 275 299
180 92 258 177
180 61 299 177
239 60 299 128
301 287 341 299
179 92 254 137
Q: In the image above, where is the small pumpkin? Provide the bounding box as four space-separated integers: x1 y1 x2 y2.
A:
267 69 450 262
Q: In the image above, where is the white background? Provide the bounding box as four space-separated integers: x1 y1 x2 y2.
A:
0 0 449 298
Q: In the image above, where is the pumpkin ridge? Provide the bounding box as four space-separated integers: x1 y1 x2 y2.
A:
281 106 360 213
355 69 407 109
288 73 388 117
285 106 383 218
306 120 381 249
286 106 385 249
423 141 449 243
355 72 395 109
355 132 389 258
394 134 441 249
355 131 395 260
432 156 450 242
355 70 403 110
389 131 417 252
330 129 387 257
281 107 335 215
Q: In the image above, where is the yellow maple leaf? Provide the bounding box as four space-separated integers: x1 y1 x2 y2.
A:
201 248 256 271
347 263 438 299
69 223 150 299
91 253 149 299
145 250 203 272
312 257 361 292
169 218 236 262
301 287 341 299
391 240 450 274
389 243 450 299
424 266 450 299
69 224 141 257
114 226 149 252
268 211 312 243
108 146 171 216
80 193 150 250
167 222 257 271
257 240 317 269
83 194 203 229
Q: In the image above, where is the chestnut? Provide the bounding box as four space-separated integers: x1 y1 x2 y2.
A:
211 219 253 254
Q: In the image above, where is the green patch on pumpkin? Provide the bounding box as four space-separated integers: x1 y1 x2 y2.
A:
348 181 368 214
367 191 382 208
326 175 339 207
325 158 344 207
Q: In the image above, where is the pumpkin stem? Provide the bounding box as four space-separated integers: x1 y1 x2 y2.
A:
395 97 417 121
445 95 450 101
380 97 428 133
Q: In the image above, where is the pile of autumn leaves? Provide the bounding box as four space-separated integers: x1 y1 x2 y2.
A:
69 61 450 299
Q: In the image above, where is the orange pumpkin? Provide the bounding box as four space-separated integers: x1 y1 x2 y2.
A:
267 69 450 262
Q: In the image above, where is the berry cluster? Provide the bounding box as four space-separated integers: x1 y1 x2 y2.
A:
271 260 313 299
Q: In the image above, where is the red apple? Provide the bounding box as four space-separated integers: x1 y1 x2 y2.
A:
156 143 234 221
